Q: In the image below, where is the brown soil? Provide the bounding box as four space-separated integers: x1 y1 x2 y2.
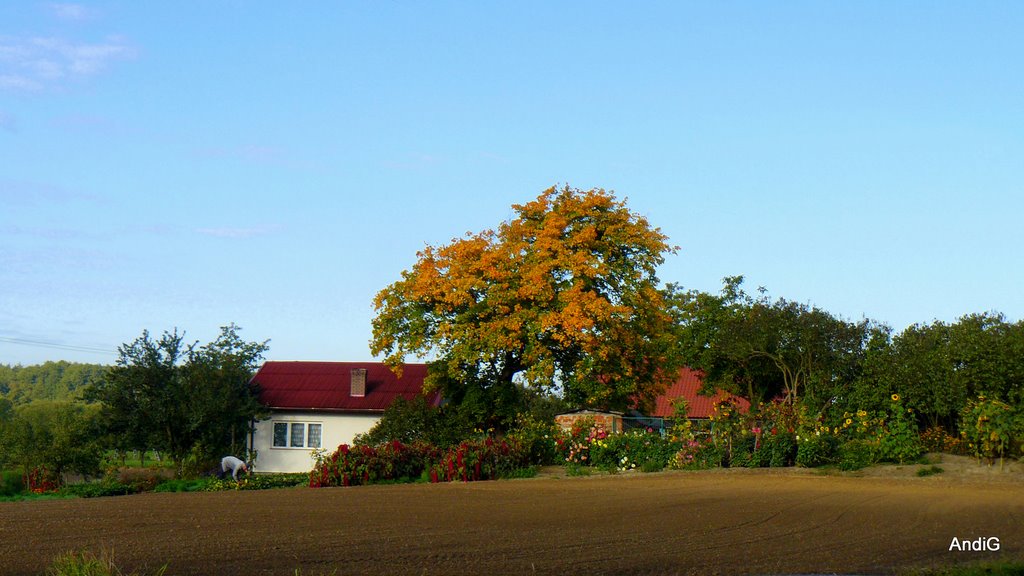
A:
2 460 1022 576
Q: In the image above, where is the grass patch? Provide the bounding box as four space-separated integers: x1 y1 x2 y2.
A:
46 550 166 576
917 465 944 477
0 492 73 502
152 478 213 493
903 560 1024 576
499 465 540 480
640 460 666 473
565 463 592 477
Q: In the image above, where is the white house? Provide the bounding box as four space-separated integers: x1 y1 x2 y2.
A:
247 361 436 473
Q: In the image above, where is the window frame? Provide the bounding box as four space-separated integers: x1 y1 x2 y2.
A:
270 420 323 449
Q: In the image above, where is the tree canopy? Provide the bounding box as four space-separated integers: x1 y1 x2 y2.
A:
672 277 872 411
0 361 107 404
87 324 268 475
371 185 681 418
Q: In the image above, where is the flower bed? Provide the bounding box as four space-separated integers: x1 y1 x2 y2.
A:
309 438 531 487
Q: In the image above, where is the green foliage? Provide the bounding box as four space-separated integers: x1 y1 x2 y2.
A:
0 469 24 496
588 427 677 472
0 361 107 405
59 480 137 498
507 414 561 465
669 437 722 469
671 277 871 410
877 397 923 464
959 396 1022 463
0 401 104 482
88 324 268 477
795 431 838 468
202 473 308 492
554 417 679 472
916 465 944 477
355 395 475 449
847 313 1024 431
837 439 878 471
764 432 797 468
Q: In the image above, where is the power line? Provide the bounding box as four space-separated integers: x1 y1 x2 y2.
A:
0 336 116 356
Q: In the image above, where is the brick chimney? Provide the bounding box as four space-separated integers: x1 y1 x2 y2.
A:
350 368 367 397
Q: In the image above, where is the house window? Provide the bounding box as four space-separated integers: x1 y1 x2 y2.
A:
273 423 288 447
308 423 322 448
271 421 322 449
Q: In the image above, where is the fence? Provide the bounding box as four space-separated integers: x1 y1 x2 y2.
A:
621 417 715 436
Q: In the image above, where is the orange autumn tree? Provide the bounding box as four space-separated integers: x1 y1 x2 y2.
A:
371 185 682 421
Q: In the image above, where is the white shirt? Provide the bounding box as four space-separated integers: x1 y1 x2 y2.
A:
221 456 247 479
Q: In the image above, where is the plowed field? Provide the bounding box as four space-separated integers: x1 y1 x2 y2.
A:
2 468 1022 575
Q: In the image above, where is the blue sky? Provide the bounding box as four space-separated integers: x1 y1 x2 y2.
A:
2 1 1022 366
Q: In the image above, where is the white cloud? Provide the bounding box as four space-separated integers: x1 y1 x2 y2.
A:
0 34 133 91
48 3 92 21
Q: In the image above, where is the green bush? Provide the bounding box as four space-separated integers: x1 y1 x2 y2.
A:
355 396 475 449
577 427 679 472
765 432 797 467
507 414 561 465
0 470 25 497
795 432 838 468
838 439 878 471
670 437 723 470
60 480 137 498
877 397 923 464
959 396 1022 463
640 459 665 473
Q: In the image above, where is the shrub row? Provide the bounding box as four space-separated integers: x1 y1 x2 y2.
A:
309 438 531 488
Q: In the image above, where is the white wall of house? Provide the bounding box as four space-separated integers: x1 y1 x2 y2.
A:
249 410 382 473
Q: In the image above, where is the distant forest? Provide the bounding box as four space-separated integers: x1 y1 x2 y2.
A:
0 362 107 405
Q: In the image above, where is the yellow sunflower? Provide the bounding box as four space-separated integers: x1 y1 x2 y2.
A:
891 394 900 402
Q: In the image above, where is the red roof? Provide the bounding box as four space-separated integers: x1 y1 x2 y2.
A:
252 361 438 413
649 367 751 419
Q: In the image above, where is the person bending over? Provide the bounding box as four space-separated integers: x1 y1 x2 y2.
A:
220 455 250 480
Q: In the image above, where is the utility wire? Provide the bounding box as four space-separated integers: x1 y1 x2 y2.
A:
0 336 116 356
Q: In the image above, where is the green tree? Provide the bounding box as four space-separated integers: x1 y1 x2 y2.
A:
0 361 107 404
850 314 1024 431
674 277 871 412
183 323 270 458
88 329 190 473
371 186 681 421
88 325 269 476
0 401 103 482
